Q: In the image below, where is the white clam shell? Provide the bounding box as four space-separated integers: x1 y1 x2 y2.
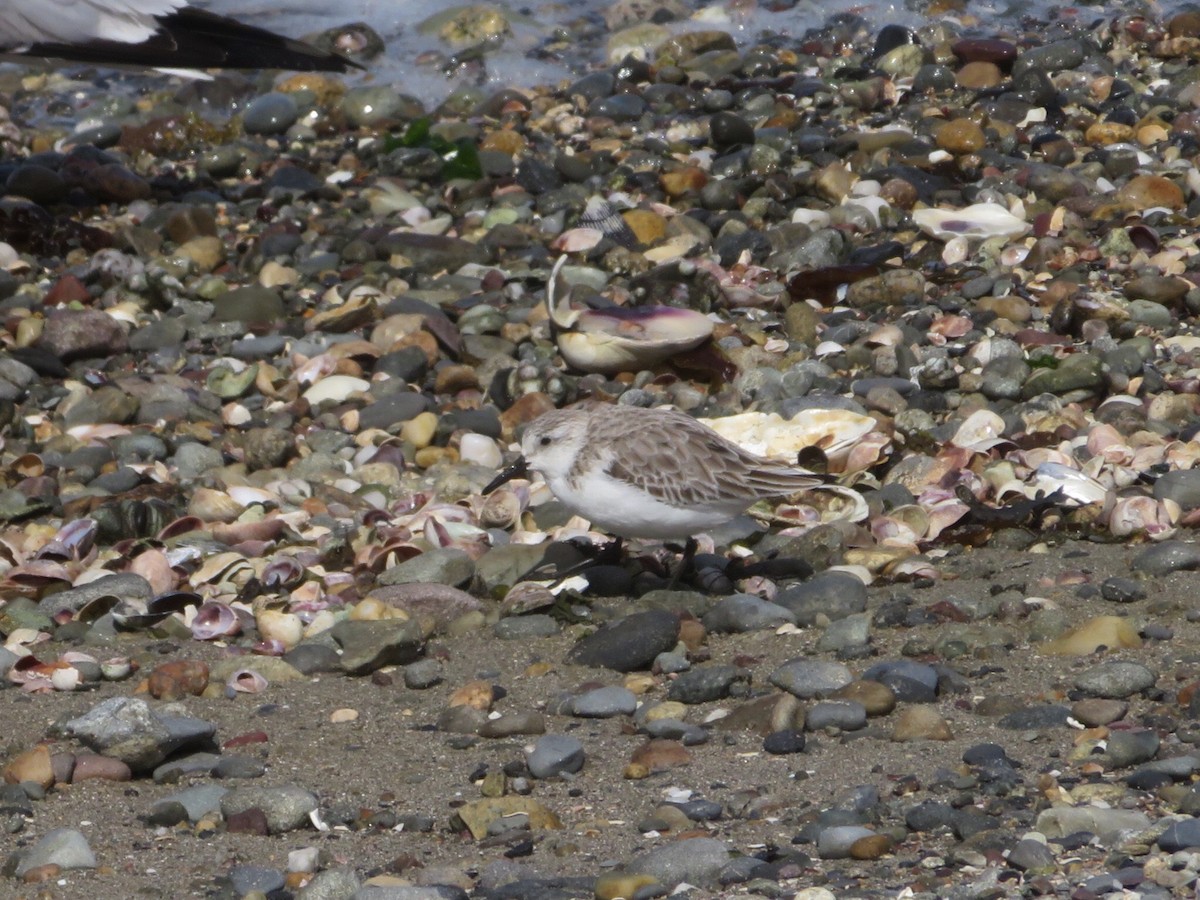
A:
701 408 884 471
546 255 712 374
302 374 370 405
1029 462 1108 506
912 202 1030 241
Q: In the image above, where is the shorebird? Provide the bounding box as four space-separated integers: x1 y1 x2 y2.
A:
0 0 359 72
484 404 822 583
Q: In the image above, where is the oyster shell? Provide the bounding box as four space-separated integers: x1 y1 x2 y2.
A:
546 256 713 374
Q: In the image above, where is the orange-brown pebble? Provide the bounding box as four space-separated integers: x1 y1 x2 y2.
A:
850 833 895 860
449 680 495 711
22 864 62 884
660 166 708 197
435 364 481 394
935 118 986 153
1117 174 1184 210
629 738 691 772
677 618 706 652
956 61 1003 89
275 73 346 106
1085 121 1135 146
622 209 667 245
479 129 526 155
2 744 54 788
147 660 210 701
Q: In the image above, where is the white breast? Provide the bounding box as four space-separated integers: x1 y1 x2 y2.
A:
546 468 752 540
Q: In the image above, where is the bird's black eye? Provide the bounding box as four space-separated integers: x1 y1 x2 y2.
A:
539 436 552 446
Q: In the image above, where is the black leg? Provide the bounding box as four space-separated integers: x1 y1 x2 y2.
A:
666 537 698 590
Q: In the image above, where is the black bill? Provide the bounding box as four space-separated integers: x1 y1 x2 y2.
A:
482 456 529 495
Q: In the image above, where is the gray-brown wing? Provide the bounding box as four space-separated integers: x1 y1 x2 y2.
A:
603 408 818 507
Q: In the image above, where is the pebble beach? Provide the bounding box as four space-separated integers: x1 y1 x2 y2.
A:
7 2 1200 898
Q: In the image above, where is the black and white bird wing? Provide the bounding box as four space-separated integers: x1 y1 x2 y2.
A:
0 0 358 71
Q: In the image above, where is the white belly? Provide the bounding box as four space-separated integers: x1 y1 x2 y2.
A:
546 470 749 540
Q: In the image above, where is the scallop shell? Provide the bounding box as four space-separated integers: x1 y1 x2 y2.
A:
546 256 713 374
578 195 637 247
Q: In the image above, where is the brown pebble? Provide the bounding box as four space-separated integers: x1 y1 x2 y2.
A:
226 807 271 835
976 295 1032 323
622 209 667 245
1116 174 1184 211
434 364 481 394
833 680 896 716
935 118 985 153
850 833 894 859
677 618 706 652
1169 10 1200 37
1085 121 1135 146
660 166 708 197
2 744 54 788
448 680 495 711
878 178 918 210
71 753 132 783
1071 698 1129 727
22 864 62 884
951 37 1016 65
891 706 954 741
628 739 691 772
956 61 1003 89
147 660 210 701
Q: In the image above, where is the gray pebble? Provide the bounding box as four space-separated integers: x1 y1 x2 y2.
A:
775 572 868 625
1131 541 1200 576
571 686 638 718
701 593 796 633
220 784 319 834
404 659 443 689
806 701 867 732
769 659 854 698
13 827 96 876
816 824 876 859
243 92 299 135
493 615 561 639
624 836 732 889
1074 661 1157 699
228 864 286 895
525 734 585 778
667 664 746 704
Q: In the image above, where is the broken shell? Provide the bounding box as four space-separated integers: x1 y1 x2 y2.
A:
262 556 306 590
191 602 243 640
227 668 269 694
206 363 259 400
500 581 556 616
546 255 713 374
100 657 135 680
912 202 1030 241
188 488 244 523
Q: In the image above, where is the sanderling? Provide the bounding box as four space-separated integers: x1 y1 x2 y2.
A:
483 404 822 580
